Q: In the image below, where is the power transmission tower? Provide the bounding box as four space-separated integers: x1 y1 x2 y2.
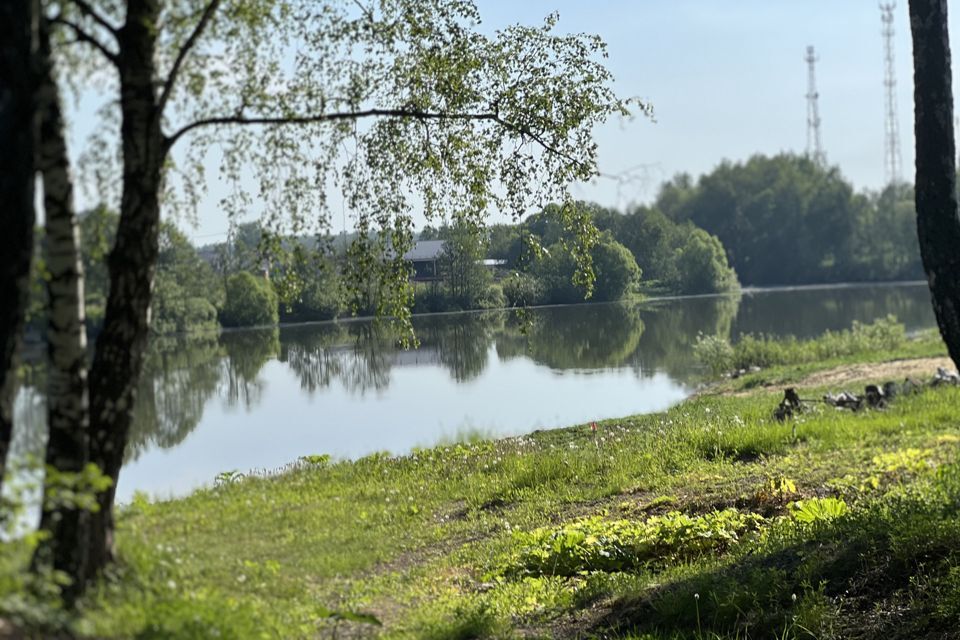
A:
805 45 826 166
880 2 902 185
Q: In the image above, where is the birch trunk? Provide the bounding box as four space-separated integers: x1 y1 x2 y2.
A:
86 0 166 578
32 15 91 600
0 0 38 494
908 0 960 370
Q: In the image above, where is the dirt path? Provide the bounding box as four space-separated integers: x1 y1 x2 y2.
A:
797 356 955 389
719 356 956 397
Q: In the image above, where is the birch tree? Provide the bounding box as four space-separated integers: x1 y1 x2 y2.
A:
30 12 93 602
42 0 638 587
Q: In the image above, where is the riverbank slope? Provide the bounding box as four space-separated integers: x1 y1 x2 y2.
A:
3 331 959 639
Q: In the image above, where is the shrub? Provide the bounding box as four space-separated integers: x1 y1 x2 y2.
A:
220 272 279 328
590 234 642 301
476 283 506 310
693 333 735 375
508 509 765 577
670 227 739 294
501 272 545 307
280 275 342 322
531 233 640 305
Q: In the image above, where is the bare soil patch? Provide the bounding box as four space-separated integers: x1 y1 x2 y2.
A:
800 356 955 389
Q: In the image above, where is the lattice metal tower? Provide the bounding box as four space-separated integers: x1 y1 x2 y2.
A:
805 45 826 166
880 2 902 185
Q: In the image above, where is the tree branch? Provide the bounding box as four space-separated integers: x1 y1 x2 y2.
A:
164 107 591 173
69 0 119 35
158 0 221 114
51 17 119 65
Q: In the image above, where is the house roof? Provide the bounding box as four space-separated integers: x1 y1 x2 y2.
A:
403 240 446 261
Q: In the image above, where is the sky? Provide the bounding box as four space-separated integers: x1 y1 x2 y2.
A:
66 1 957 243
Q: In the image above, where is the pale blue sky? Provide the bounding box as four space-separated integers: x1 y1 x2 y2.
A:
67 1 957 242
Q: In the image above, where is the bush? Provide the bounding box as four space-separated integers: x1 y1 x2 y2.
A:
670 227 739 294
591 234 642 301
693 333 735 375
220 272 279 328
501 272 545 307
152 276 219 335
280 276 342 322
476 283 506 310
533 233 641 305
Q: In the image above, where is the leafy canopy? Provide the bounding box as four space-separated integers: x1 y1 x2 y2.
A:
67 0 640 335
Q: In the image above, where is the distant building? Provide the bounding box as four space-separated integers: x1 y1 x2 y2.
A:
402 240 507 282
403 240 446 281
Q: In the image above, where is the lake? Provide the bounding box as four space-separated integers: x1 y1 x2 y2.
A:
11 282 937 502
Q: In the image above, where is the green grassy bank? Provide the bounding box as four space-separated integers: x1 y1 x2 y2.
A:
2 326 958 639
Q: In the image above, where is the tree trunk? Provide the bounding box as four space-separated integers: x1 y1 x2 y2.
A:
0 0 38 494
909 0 960 369
85 0 165 579
32 15 91 602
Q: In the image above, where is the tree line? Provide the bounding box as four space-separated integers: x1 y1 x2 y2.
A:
27 149 935 339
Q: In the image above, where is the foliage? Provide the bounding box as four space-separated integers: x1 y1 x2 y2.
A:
438 222 495 310
692 333 736 375
590 232 643 301
660 154 864 285
220 272 278 328
41 463 113 514
501 272 545 308
787 497 848 525
276 251 344 323
531 232 640 304
670 227 739 295
657 153 925 286
28 208 224 336
509 509 765 577
151 224 223 335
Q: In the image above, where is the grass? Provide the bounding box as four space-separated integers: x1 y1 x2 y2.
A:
693 315 941 376
1 322 958 639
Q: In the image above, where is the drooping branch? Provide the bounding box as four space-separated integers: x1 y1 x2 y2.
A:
69 0 119 35
51 16 118 64
157 0 221 114
165 107 591 173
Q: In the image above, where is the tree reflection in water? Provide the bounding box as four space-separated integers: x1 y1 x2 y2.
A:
495 304 645 370
7 284 934 472
126 333 226 461
220 328 280 409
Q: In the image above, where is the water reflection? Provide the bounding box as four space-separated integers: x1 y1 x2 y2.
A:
10 282 938 500
127 334 224 461
221 329 281 408
496 304 646 370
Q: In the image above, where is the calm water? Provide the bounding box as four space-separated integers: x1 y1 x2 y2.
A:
11 282 937 501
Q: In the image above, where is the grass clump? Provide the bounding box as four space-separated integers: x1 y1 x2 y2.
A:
695 314 908 373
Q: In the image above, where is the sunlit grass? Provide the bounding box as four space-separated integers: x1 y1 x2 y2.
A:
1 341 958 638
